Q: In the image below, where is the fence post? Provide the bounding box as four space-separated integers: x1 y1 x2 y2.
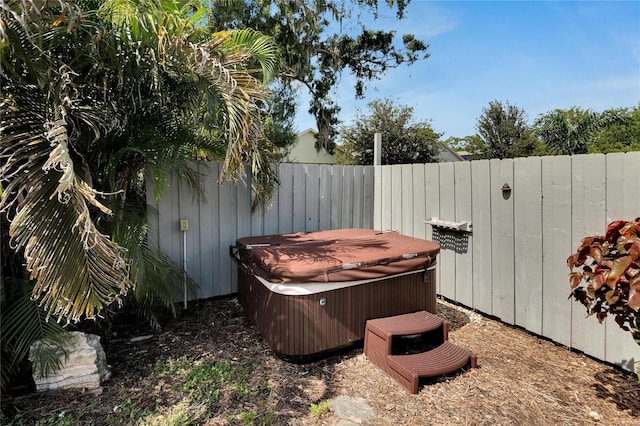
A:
373 132 382 166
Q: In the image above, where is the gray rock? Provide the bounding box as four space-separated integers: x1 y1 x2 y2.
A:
30 331 111 392
329 395 374 423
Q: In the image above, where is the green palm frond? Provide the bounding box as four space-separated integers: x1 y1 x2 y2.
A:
1 279 72 392
224 28 281 83
1 87 132 322
2 0 280 328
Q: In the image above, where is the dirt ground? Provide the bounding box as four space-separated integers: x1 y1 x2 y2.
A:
3 296 639 425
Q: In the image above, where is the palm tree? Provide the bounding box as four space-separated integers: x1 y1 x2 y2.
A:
1 0 279 388
533 107 628 155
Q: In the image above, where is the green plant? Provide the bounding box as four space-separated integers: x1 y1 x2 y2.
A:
7 411 81 426
568 218 640 345
138 399 205 426
240 410 275 426
310 400 331 418
1 0 278 325
1 280 72 392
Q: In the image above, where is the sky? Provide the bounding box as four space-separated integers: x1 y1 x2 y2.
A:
292 0 640 141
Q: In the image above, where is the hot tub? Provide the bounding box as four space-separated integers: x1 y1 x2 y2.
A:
230 228 440 359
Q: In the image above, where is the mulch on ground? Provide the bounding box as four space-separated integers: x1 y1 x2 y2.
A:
3 297 639 425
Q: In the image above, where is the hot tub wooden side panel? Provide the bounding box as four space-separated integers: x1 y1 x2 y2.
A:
237 268 437 357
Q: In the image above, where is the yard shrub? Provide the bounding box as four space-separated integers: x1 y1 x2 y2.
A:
568 218 640 347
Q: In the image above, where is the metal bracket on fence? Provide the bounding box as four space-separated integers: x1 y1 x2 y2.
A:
425 217 472 233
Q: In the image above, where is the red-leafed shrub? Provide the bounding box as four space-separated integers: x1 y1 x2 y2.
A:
568 218 640 347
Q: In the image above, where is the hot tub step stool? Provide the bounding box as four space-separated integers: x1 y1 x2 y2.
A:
364 310 477 394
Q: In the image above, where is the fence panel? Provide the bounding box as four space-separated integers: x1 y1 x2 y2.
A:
470 160 492 314
437 162 456 300
149 153 640 372
513 157 543 334
305 165 321 232
319 165 333 230
541 156 573 347
570 154 606 359
490 159 515 324
454 162 473 307
411 164 427 240
362 166 374 229
341 166 355 229
367 152 639 372
390 165 403 232
401 164 414 236
278 163 294 234
604 152 640 370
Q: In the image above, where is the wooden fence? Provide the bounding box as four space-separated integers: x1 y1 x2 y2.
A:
374 152 640 372
147 152 640 372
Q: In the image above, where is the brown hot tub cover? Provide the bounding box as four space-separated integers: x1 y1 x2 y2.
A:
235 229 440 283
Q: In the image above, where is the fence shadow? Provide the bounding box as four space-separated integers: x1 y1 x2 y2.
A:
592 368 640 416
435 299 471 332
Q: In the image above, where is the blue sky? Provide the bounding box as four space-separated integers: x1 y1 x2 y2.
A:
293 0 640 141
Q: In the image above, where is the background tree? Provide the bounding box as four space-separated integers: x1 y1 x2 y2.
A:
533 107 628 155
336 98 441 165
588 105 640 154
262 81 298 155
475 100 537 159
209 0 430 152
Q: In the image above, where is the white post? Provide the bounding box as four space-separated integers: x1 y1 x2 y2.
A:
373 132 382 166
179 219 189 309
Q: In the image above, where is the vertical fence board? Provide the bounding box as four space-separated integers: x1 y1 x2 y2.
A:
412 164 426 240
541 156 572 346
374 165 383 230
424 164 441 292
262 201 278 236
246 173 265 238
454 162 473 307
210 164 222 298
261 165 280 235
490 159 515 324
331 166 344 229
401 164 414 236
353 166 364 228
198 164 217 299
513 157 543 334
471 160 492 314
178 174 202 301
363 166 375 230
169 175 183 280
236 174 252 241
305 165 321 231
217 179 236 296
155 175 176 274
233 174 250 295
341 166 355 229
186 181 202 290
380 166 392 231
391 165 403 232
319 165 333 230
438 162 456 300
292 166 306 232
604 152 640 370
570 154 606 359
278 164 294 233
